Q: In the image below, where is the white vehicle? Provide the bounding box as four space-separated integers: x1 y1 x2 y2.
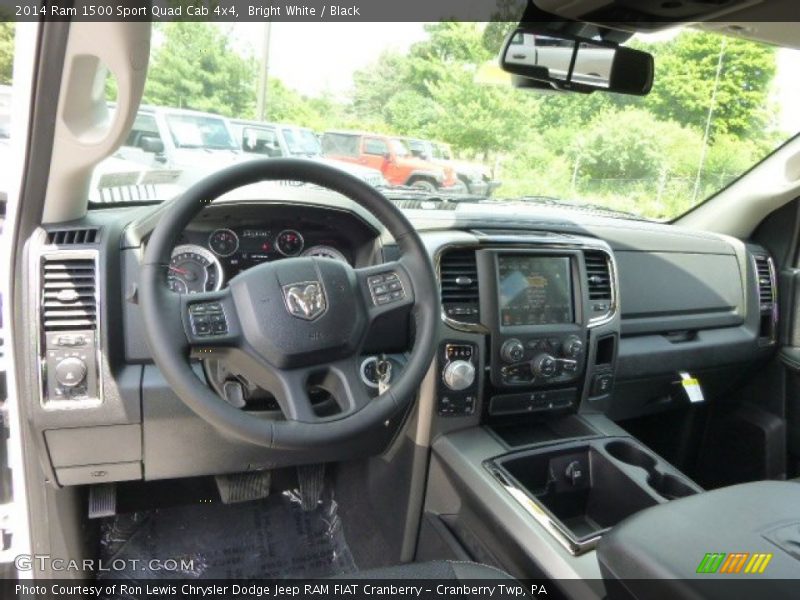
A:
91 106 256 203
505 32 616 87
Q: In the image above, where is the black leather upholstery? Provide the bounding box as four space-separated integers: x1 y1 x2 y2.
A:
344 560 518 581
598 481 800 600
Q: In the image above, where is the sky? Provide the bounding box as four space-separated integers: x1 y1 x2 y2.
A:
232 22 429 99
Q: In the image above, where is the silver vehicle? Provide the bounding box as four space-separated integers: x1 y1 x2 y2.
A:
404 138 499 196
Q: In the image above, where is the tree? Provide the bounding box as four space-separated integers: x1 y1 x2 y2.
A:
426 66 533 157
0 22 14 85
635 30 777 140
143 23 257 118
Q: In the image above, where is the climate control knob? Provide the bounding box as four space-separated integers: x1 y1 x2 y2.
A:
500 338 525 363
54 357 87 388
531 354 558 378
443 360 476 391
563 336 584 358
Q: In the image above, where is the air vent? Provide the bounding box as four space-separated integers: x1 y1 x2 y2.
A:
440 248 480 324
46 228 99 245
584 250 612 301
41 257 97 330
754 255 775 312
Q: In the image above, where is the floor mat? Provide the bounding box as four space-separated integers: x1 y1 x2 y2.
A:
98 489 356 580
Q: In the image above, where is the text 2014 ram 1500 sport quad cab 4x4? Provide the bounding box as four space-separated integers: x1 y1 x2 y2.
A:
2 2 800 599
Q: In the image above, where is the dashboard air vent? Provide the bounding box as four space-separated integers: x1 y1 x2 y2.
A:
584 250 612 301
41 257 97 330
754 255 775 312
440 248 480 324
46 228 99 245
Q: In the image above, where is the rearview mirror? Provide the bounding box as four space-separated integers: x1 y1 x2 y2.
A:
500 28 654 96
139 135 164 154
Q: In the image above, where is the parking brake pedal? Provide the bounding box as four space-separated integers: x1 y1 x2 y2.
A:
88 483 117 519
215 471 271 504
296 464 325 511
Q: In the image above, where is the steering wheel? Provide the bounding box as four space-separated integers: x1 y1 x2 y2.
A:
139 159 438 450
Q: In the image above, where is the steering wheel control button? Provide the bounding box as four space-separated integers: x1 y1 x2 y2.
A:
369 271 405 306
189 302 228 337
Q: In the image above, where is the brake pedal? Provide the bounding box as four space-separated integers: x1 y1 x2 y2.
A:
88 483 117 519
296 464 325 511
215 471 271 504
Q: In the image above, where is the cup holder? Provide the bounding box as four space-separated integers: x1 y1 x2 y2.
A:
605 440 657 471
605 440 696 501
648 472 696 500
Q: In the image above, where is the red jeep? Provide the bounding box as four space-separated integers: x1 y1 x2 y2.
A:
321 131 460 191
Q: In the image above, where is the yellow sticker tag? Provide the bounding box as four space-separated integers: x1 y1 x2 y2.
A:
679 372 705 403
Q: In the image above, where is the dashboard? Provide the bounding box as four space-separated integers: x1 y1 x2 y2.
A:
22 196 780 485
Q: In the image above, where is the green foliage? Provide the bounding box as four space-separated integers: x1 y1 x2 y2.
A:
143 23 257 118
127 21 784 220
635 30 777 139
0 22 14 85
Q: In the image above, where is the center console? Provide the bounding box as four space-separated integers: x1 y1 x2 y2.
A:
436 235 619 420
423 234 701 591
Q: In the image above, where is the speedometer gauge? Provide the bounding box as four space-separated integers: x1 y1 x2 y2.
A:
168 245 223 294
208 228 239 257
275 229 304 256
302 245 348 264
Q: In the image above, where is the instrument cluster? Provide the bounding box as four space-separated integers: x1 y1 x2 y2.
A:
168 226 351 294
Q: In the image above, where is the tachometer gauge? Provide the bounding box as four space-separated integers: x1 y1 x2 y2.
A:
275 229 304 257
168 245 223 294
302 245 348 264
208 228 239 257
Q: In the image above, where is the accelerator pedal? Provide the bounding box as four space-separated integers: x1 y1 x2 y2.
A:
215 470 272 504
297 464 325 511
88 483 117 519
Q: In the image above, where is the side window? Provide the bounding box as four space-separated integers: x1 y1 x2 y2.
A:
242 127 281 156
124 114 161 148
363 137 388 156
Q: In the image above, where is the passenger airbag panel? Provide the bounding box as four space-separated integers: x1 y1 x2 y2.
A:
616 251 743 334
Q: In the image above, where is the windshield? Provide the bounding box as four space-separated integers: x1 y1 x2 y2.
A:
90 22 800 220
283 127 321 156
165 113 238 150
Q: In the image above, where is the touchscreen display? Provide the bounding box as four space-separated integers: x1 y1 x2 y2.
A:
498 256 573 326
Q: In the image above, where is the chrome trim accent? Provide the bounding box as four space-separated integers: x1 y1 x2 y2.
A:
486 463 601 556
359 356 380 389
35 245 104 410
208 228 239 257
282 280 327 321
753 254 778 346
275 228 305 257
170 244 224 292
434 238 620 332
586 248 619 329
433 244 488 334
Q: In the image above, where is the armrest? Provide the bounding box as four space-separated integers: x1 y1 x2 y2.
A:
597 481 800 599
